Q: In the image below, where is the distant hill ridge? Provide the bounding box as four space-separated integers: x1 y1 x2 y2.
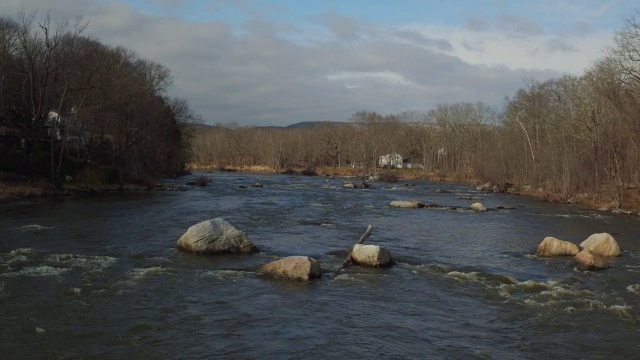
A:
285 121 348 129
192 121 349 129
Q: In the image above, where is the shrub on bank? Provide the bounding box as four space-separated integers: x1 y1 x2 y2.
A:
379 171 400 183
75 165 119 185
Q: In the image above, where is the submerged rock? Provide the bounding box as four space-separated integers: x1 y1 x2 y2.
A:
459 196 482 201
579 233 621 257
433 188 451 194
470 202 487 212
536 237 580 257
257 256 322 281
389 200 425 208
496 205 516 210
342 182 356 189
350 244 393 267
177 218 257 254
574 249 609 271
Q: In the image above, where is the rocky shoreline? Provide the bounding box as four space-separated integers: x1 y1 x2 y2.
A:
4 166 640 217
0 181 189 204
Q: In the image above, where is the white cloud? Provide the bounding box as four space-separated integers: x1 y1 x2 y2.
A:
402 23 612 74
0 0 624 126
326 71 413 87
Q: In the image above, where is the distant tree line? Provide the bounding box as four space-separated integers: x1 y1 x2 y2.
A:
192 14 640 208
0 11 195 188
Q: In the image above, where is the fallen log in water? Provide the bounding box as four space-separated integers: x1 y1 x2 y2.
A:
335 224 372 275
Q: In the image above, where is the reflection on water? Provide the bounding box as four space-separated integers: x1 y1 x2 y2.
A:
0 172 639 359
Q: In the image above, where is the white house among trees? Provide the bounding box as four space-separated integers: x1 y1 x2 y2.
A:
378 152 403 168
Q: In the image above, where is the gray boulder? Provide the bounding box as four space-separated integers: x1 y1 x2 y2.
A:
342 182 356 189
350 244 393 267
579 233 621 257
470 202 487 212
389 200 425 208
257 256 322 281
177 218 257 254
536 236 580 257
574 249 609 271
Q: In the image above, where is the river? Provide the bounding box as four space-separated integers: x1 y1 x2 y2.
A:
1 172 639 359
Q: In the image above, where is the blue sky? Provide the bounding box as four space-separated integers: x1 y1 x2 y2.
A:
126 0 632 32
1 0 638 125
122 1 615 24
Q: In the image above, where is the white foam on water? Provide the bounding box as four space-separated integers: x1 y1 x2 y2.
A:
9 248 33 255
627 284 640 295
0 248 33 266
14 224 54 231
447 271 480 281
130 266 171 280
334 273 366 283
446 270 517 287
197 269 252 280
334 272 388 283
512 288 635 319
401 263 450 276
44 254 117 272
8 255 28 264
497 280 553 298
608 304 634 318
626 265 640 273
2 265 69 277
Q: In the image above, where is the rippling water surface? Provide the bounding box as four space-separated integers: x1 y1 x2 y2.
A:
1 172 639 359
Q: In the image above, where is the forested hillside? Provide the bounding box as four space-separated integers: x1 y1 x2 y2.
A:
192 16 640 209
0 12 195 188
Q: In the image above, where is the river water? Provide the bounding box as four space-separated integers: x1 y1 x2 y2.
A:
1 172 639 359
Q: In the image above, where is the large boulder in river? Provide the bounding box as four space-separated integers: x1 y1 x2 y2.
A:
579 233 621 257
470 202 487 212
574 249 609 271
350 244 393 267
535 237 580 257
257 256 322 281
177 218 257 254
342 182 356 189
389 200 425 208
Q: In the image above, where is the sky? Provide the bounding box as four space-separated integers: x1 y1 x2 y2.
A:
0 0 637 126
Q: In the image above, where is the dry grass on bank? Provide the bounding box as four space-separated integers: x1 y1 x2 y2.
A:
0 181 55 203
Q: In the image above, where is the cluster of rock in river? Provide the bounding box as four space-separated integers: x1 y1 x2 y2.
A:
176 218 392 281
177 214 623 281
535 233 621 271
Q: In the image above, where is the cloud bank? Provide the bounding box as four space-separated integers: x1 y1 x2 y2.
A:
0 0 628 125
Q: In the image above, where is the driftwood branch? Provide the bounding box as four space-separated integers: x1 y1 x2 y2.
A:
335 224 372 275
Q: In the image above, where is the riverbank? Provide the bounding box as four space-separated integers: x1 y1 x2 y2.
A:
0 182 58 203
188 164 640 216
0 171 189 204
4 165 640 216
